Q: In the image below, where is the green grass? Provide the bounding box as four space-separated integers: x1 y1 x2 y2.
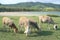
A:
0 16 60 40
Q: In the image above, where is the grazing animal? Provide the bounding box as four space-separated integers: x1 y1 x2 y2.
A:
2 17 18 33
19 16 40 36
39 15 57 30
19 16 30 36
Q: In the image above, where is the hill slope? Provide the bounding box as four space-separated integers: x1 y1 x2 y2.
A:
3 2 60 8
0 2 60 11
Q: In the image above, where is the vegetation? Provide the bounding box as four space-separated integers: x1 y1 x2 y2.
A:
0 16 60 40
0 2 60 12
47 14 60 17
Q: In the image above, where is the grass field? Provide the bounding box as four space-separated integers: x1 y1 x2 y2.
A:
0 16 60 40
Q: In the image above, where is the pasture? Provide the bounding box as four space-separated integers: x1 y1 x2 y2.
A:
0 16 60 40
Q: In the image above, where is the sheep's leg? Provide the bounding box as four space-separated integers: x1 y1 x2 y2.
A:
9 27 13 32
24 25 30 36
2 22 6 28
3 24 5 27
8 27 10 32
18 23 21 32
18 24 20 31
47 23 50 30
24 22 30 36
38 19 42 31
2 23 7 31
19 24 23 32
24 25 29 33
24 26 27 33
24 23 27 33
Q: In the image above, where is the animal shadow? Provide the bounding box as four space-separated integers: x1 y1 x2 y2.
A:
29 31 53 37
0 28 11 33
18 30 24 34
56 28 60 30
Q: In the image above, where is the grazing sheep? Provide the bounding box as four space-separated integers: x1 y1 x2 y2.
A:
19 16 40 36
2 17 18 33
39 15 57 30
19 16 30 36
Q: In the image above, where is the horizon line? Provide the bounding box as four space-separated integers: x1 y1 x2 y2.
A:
1 2 60 5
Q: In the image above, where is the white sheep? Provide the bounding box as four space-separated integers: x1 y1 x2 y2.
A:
2 17 18 33
39 15 57 30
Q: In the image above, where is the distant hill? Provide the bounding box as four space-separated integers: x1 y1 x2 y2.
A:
3 2 60 8
0 2 60 11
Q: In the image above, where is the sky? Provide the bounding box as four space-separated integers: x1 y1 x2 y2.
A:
0 0 60 4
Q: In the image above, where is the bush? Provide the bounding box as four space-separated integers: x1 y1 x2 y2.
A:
47 14 60 17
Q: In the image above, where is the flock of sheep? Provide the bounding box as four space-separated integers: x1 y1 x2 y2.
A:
2 15 57 36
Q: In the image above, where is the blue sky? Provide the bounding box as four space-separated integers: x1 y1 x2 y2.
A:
0 0 60 4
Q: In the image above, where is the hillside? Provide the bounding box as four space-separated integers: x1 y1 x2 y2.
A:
0 2 60 11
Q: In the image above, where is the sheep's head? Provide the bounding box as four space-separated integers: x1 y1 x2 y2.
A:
53 24 57 30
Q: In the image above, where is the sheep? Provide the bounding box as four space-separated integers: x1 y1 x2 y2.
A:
2 17 18 33
39 15 57 30
18 16 40 36
18 16 30 36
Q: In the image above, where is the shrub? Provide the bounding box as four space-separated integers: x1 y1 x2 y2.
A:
47 14 60 17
